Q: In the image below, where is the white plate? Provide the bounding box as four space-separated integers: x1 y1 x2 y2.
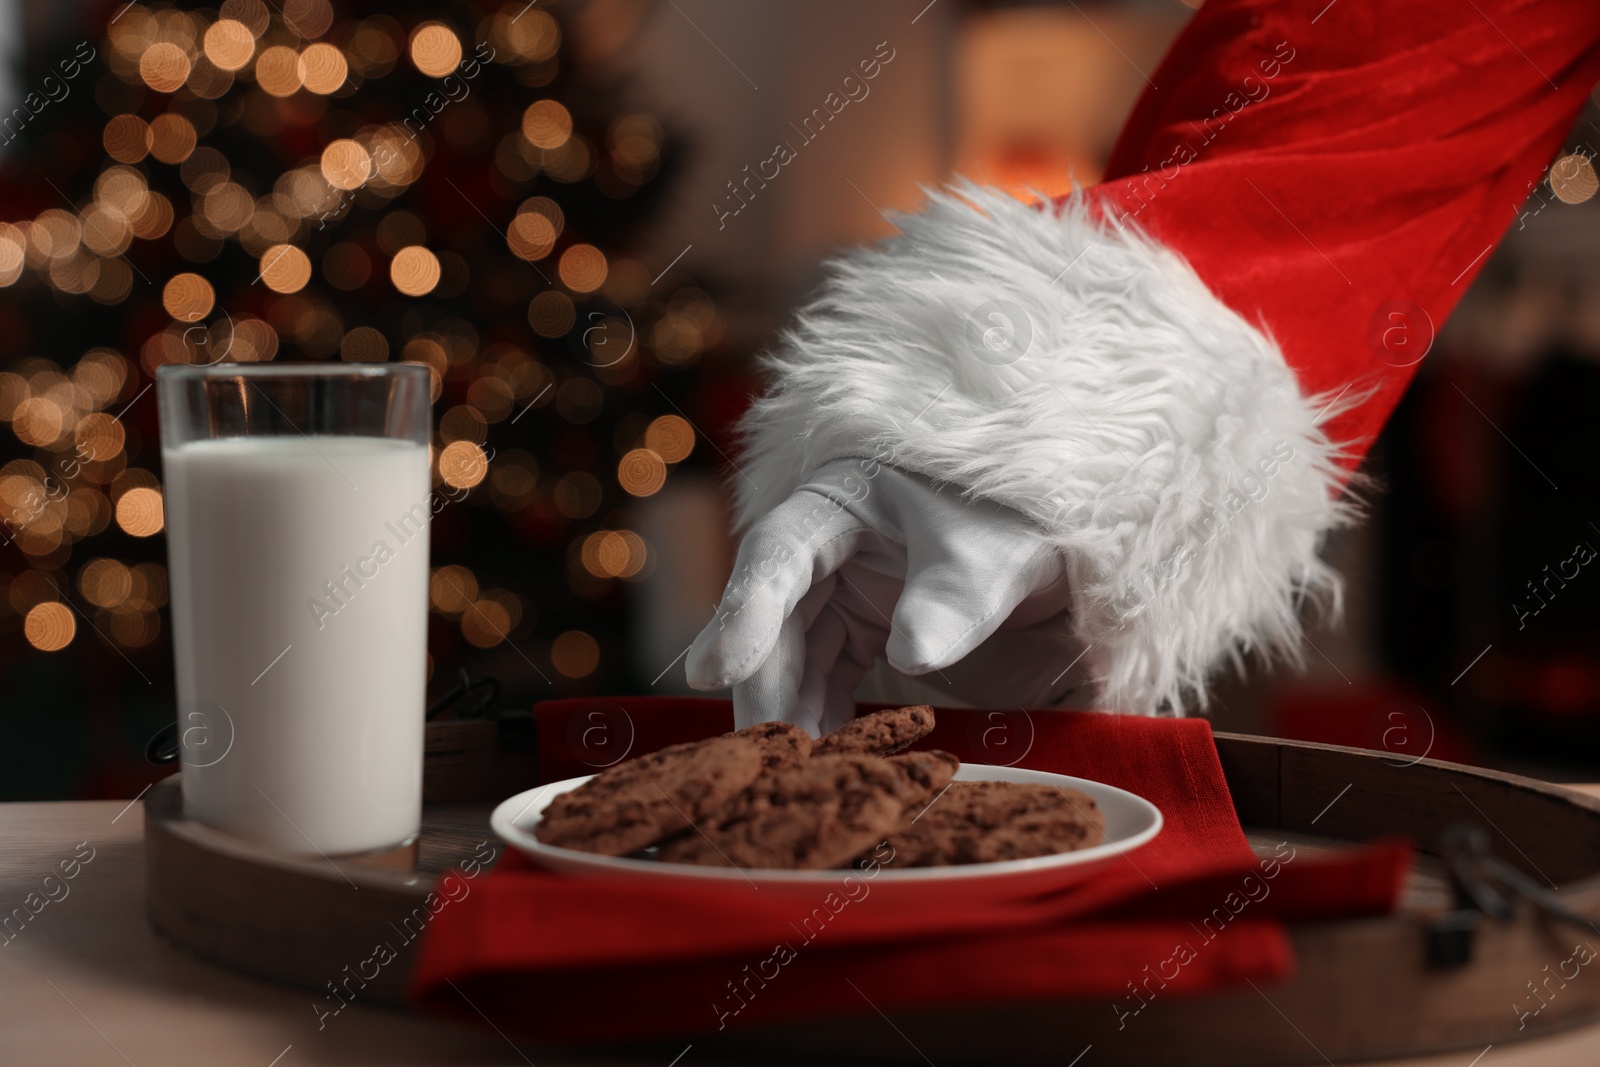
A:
491 763 1162 898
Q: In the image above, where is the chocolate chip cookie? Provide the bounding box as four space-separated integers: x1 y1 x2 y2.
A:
812 705 936 757
657 751 955 870
881 780 1104 866
535 734 764 856
734 720 814 770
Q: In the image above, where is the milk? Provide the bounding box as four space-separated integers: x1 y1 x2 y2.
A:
163 436 431 855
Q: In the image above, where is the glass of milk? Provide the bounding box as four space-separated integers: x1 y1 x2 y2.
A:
157 363 433 856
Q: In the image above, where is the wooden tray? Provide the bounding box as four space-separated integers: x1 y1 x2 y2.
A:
144 723 1600 1065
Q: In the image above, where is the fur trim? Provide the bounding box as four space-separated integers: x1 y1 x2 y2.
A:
732 181 1360 715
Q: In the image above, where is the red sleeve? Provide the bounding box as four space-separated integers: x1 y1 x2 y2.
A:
1087 0 1600 469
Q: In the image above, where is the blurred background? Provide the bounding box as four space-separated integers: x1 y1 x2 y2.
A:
1 0 1597 801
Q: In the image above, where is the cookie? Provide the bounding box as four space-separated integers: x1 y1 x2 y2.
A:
813 705 936 757
535 734 764 856
657 753 944 870
887 749 959 795
881 780 1104 867
734 720 813 770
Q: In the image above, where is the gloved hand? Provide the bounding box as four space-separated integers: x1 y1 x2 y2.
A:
685 458 1090 734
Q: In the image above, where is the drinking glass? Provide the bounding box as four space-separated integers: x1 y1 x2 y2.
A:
157 363 432 855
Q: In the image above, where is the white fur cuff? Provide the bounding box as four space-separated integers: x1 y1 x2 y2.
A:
732 181 1358 714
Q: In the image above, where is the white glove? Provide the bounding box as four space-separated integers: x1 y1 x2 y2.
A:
685 458 1090 734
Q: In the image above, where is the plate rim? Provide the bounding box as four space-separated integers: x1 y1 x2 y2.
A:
490 763 1163 885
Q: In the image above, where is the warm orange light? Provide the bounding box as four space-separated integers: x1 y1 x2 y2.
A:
204 19 256 71
390 245 440 296
201 181 254 233
299 43 348 95
1551 154 1598 205
79 558 133 607
460 598 511 648
74 413 126 461
438 440 488 489
551 630 600 678
617 448 666 497
116 487 164 536
12 398 65 446
104 115 152 163
430 565 478 614
130 192 174 240
255 45 304 97
340 326 387 362
24 602 75 651
140 43 192 93
521 100 572 150
645 415 695 463
409 24 462 77
259 245 311 293
0 223 22 287
507 213 556 261
95 166 150 217
149 113 197 164
79 205 133 257
581 530 649 579
162 273 214 322
320 139 371 190
557 243 606 293
493 6 560 62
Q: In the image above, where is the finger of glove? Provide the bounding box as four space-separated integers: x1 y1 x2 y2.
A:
729 575 844 735
804 601 887 737
688 491 872 691
730 578 841 734
887 539 1065 675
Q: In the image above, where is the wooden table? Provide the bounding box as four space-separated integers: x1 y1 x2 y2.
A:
5 794 1600 1067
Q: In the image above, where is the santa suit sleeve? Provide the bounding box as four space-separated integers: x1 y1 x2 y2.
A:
728 0 1600 714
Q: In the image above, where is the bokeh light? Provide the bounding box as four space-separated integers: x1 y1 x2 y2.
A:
557 243 606 292
255 45 304 96
149 114 197 164
1550 154 1598 205
79 558 134 608
162 273 215 322
580 529 649 579
24 602 75 652
645 414 695 463
521 100 572 149
115 487 164 537
551 630 599 678
461 597 512 648
390 245 440 296
507 212 557 261
340 326 388 361
617 448 667 496
299 43 349 94
104 115 152 163
140 42 191 93
410 23 462 77
260 244 312 293
439 440 488 488
321 139 371 190
430 564 478 615
203 19 256 71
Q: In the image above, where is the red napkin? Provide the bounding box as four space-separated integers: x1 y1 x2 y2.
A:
409 698 1410 1042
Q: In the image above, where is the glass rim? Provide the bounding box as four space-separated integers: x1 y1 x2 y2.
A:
156 361 428 381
